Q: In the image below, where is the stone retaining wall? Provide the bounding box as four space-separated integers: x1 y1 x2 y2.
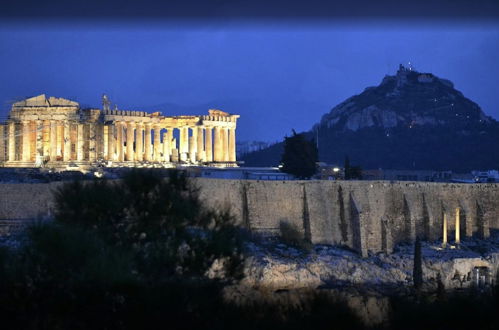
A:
1 179 498 256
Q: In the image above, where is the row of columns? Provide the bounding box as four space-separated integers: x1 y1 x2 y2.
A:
1 121 237 164
2 120 98 163
106 122 236 164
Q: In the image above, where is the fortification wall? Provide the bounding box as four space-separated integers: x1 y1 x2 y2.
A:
1 179 498 256
194 179 499 256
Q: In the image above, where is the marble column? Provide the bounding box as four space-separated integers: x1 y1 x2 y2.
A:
103 125 109 160
229 128 236 162
107 124 115 161
136 123 143 161
126 122 135 162
205 127 213 162
171 137 179 162
63 122 71 161
179 127 185 154
42 120 50 157
56 122 63 158
153 124 161 162
196 126 205 162
166 129 173 157
213 126 221 162
222 127 229 162
144 123 152 161
0 125 5 162
22 121 31 162
455 208 460 244
88 123 96 162
8 122 16 161
35 120 43 165
77 124 84 161
189 127 197 163
179 126 188 162
50 121 57 161
117 122 124 162
188 136 195 163
162 132 170 162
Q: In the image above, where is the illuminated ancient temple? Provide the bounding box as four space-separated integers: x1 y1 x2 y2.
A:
0 94 239 168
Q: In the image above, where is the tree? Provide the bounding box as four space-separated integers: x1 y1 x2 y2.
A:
344 155 362 180
53 169 245 280
280 130 318 179
413 237 423 295
344 155 351 179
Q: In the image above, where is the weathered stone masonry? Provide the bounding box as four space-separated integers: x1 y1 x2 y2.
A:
0 179 497 256
0 95 239 167
200 180 498 256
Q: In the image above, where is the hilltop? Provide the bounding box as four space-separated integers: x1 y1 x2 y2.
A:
242 65 499 171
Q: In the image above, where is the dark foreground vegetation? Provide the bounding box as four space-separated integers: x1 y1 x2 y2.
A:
0 170 499 329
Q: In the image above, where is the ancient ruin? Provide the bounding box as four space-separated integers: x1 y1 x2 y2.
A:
0 94 239 168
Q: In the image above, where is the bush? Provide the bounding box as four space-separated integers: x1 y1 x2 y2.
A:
53 169 245 281
279 221 312 252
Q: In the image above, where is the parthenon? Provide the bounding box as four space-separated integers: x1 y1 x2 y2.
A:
0 94 239 168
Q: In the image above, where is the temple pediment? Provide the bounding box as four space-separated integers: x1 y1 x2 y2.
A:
12 94 79 108
208 109 230 117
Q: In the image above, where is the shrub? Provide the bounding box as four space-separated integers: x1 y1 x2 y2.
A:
279 221 312 252
53 169 245 281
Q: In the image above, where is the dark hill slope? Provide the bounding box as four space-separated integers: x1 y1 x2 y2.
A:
241 66 499 171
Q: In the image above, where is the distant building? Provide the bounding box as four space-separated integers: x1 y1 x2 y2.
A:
317 166 457 182
361 169 384 180
186 166 294 180
381 169 453 182
317 163 343 180
472 170 499 183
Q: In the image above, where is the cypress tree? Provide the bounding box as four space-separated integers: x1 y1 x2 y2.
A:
413 237 423 295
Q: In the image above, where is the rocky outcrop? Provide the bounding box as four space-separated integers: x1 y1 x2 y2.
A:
221 238 499 326
319 65 492 132
241 241 499 292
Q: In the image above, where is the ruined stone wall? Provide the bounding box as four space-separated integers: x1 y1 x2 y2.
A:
1 179 498 256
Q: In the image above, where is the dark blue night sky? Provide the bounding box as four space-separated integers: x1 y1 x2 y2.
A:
1 20 498 142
